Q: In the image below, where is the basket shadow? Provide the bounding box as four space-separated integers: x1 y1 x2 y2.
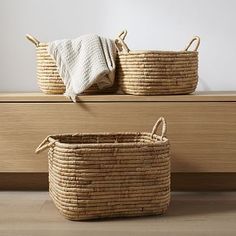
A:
166 191 236 218
83 192 236 222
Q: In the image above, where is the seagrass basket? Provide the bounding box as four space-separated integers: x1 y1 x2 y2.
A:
26 34 115 95
115 30 200 95
35 117 170 221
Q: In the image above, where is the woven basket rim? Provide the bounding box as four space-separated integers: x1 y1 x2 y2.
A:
118 50 198 55
37 43 197 55
48 132 169 149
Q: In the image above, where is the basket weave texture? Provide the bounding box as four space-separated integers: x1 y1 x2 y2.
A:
26 34 115 95
36 117 170 220
115 31 200 95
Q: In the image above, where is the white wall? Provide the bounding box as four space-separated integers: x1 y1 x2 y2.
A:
0 0 236 92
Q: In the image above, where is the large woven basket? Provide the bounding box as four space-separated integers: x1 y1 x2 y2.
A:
115 31 200 95
35 117 170 221
26 34 115 95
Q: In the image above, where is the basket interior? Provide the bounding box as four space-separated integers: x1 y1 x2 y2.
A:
50 133 164 145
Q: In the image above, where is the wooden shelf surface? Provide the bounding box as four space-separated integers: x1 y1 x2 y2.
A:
0 91 236 102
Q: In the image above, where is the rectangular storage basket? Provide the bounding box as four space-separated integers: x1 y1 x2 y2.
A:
36 117 170 220
115 30 200 95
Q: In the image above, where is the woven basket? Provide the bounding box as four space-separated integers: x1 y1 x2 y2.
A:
115 31 200 95
26 34 115 95
35 117 170 221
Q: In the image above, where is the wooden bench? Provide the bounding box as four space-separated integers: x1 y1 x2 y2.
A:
1 92 236 190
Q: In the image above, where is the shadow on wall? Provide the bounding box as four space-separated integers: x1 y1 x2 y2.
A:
197 77 211 91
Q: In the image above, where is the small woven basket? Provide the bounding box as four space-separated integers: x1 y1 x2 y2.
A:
115 31 200 95
36 117 170 221
26 34 115 95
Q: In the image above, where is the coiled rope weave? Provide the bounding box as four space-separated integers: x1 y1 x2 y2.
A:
26 34 116 95
115 30 200 95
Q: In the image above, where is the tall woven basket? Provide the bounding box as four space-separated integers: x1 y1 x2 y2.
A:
36 117 170 221
115 31 200 95
26 34 115 95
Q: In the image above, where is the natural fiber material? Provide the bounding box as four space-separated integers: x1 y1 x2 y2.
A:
35 117 171 221
26 35 115 95
48 35 116 101
115 30 200 95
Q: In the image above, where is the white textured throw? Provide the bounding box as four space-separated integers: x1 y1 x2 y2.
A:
48 35 116 102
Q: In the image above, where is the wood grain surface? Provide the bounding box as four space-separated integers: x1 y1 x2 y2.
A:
0 100 235 172
0 91 236 102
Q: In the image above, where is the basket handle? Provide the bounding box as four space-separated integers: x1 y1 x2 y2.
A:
115 30 130 53
35 136 56 154
184 36 200 52
151 117 167 140
26 34 40 47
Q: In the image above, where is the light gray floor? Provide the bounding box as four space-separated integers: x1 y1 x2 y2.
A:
0 192 236 236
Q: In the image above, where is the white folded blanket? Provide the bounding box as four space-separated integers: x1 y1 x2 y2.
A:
48 34 116 102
